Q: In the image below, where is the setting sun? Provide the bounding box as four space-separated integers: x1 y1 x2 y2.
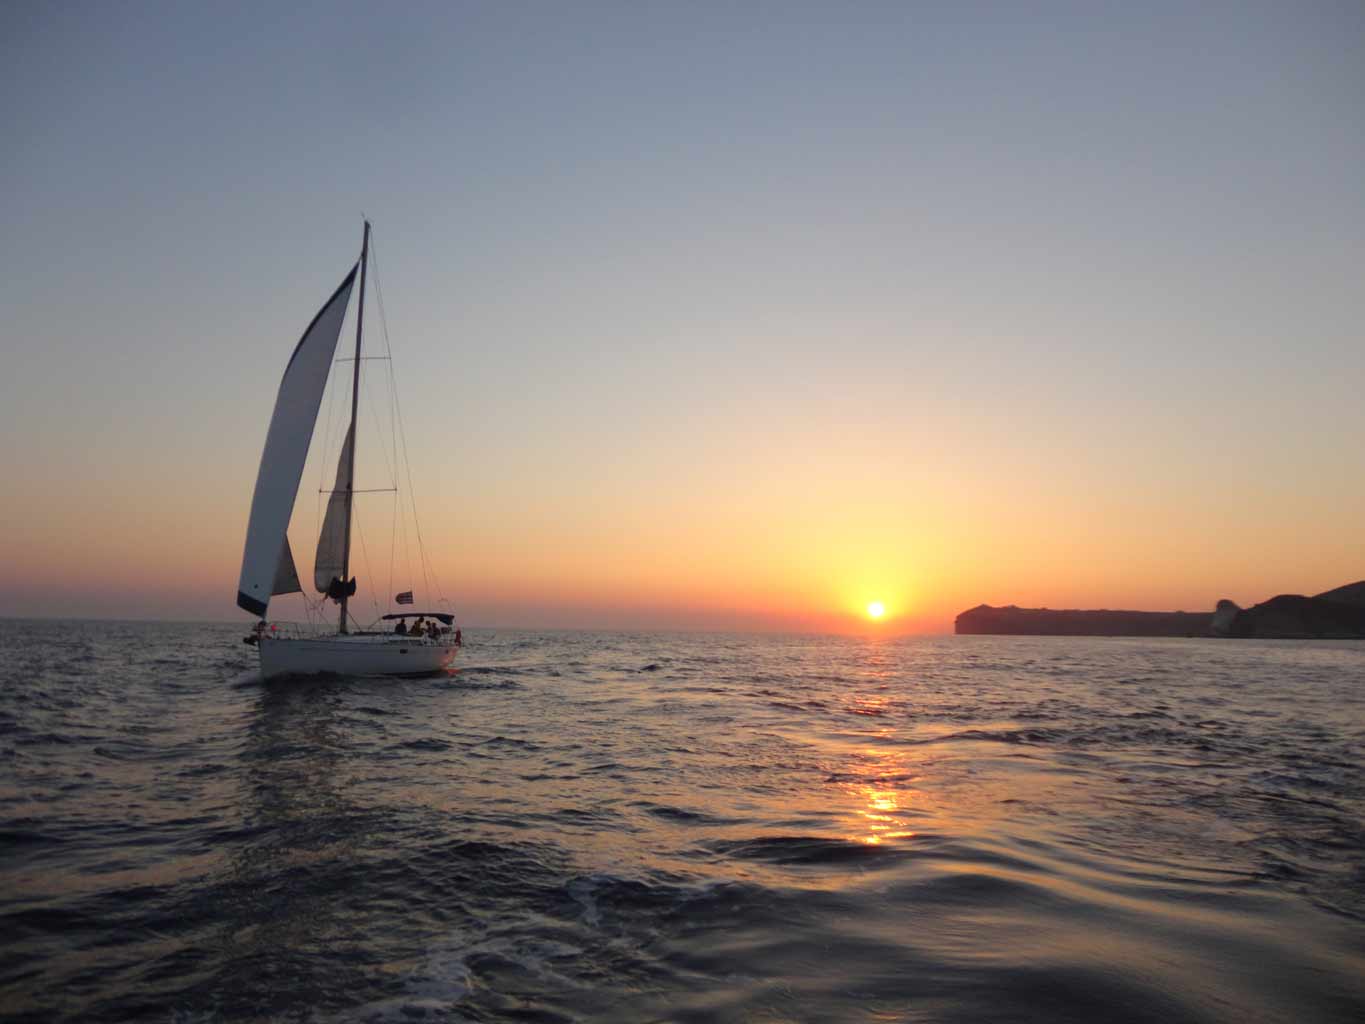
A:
867 601 885 620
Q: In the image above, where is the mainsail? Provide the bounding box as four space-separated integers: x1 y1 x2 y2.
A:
236 266 358 617
314 423 353 595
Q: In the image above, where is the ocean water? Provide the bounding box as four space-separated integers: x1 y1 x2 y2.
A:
2 621 1363 1023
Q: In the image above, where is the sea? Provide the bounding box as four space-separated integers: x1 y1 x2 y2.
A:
2 620 1363 1023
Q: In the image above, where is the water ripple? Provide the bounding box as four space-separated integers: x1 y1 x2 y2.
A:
0 621 1362 1022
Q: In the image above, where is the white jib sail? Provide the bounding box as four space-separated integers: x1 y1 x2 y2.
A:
313 423 353 593
237 265 358 617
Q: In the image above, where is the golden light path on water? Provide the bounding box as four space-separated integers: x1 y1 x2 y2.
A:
840 692 920 846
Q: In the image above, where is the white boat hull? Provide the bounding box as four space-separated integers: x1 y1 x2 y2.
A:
257 633 457 680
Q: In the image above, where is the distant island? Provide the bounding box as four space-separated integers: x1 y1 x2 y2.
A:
955 605 1213 637
956 581 1365 639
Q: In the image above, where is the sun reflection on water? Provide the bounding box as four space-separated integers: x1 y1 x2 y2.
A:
854 784 918 845
839 747 920 846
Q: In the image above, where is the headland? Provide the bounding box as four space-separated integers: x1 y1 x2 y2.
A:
956 581 1365 639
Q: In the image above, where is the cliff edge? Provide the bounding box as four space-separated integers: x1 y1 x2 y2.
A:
1223 592 1365 639
1313 580 1365 608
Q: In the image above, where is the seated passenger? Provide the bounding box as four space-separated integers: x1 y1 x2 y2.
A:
394 619 407 635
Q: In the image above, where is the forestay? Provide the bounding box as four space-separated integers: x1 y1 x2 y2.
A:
236 266 358 617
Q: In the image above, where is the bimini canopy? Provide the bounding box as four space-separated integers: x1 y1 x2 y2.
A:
382 612 454 625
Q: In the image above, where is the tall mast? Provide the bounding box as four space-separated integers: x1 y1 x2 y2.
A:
338 220 370 634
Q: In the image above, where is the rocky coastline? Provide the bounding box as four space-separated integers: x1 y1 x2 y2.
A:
955 581 1365 639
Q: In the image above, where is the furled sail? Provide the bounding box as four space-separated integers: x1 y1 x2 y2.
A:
314 423 353 594
236 266 358 617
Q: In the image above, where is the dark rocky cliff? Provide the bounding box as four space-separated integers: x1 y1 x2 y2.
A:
1313 580 1365 608
955 580 1365 639
954 605 1213 637
1224 594 1365 639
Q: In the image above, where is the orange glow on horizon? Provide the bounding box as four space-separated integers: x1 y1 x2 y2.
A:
8 409 1362 631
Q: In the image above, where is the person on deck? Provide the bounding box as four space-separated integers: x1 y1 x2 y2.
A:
393 619 407 635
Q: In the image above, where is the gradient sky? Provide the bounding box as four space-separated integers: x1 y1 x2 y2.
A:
2 2 1363 632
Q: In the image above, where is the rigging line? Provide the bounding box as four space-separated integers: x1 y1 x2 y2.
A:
357 284 397 490
361 243 399 501
376 243 444 608
378 240 401 615
313 592 331 628
400 414 437 605
386 313 444 605
397 474 415 606
360 353 396 488
369 235 401 491
386 322 399 615
369 230 400 615
387 481 397 615
386 350 400 611
371 234 441 604
346 273 397 504
296 587 314 629
352 502 383 623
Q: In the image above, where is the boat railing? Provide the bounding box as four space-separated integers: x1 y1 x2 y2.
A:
258 622 459 645
259 622 393 640
379 629 460 646
257 622 325 640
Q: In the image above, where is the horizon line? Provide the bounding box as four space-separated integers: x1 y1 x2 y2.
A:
0 613 944 640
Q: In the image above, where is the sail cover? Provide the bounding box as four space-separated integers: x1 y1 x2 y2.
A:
313 423 353 593
236 265 358 617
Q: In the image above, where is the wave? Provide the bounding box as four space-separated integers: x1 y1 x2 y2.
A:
3 624 1363 1022
700 835 913 867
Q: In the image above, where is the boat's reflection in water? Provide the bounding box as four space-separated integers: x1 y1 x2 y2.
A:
212 679 375 1015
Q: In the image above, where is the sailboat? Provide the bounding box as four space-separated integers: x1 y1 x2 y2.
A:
236 221 459 680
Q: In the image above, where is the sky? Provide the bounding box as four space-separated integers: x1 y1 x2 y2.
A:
2 1 1363 633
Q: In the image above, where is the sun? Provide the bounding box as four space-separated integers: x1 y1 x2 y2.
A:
866 601 886 620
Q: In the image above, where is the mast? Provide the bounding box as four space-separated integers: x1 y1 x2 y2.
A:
338 220 370 633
